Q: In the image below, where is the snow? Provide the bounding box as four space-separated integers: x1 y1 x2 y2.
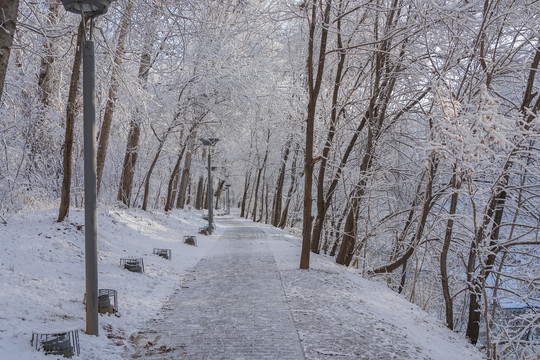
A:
0 207 482 359
0 207 221 359
260 221 483 360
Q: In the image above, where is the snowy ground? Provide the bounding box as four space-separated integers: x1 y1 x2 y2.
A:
0 206 220 359
0 207 483 359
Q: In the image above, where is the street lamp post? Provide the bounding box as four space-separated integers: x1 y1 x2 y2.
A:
61 0 112 336
224 184 231 215
199 138 219 234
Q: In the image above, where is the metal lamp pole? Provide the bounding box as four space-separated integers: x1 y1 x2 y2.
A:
82 35 99 337
200 138 219 234
207 150 214 234
61 0 112 336
224 184 230 215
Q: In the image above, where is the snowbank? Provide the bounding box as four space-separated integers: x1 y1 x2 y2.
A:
0 207 219 359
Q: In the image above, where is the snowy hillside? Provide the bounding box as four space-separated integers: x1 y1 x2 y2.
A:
0 207 482 359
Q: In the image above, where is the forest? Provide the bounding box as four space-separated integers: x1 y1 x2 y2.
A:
0 0 539 358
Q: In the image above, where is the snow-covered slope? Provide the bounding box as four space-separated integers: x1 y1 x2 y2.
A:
0 207 220 359
260 221 483 360
0 208 482 359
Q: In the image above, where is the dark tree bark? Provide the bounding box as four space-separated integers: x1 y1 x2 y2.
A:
37 1 60 109
164 133 188 212
301 0 332 270
271 140 290 226
176 131 197 209
251 144 269 222
57 21 85 222
141 125 176 211
251 167 263 221
240 172 251 218
465 43 539 345
279 143 301 229
195 175 204 210
202 180 208 209
141 79 190 210
214 179 225 210
96 0 134 195
440 167 461 330
117 49 152 206
335 0 411 266
311 8 346 254
0 0 19 103
335 129 379 266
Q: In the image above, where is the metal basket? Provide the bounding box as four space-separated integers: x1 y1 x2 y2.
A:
83 288 118 314
120 258 144 273
183 235 197 246
32 329 79 358
153 248 172 260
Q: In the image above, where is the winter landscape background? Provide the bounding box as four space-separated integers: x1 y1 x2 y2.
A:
0 0 539 359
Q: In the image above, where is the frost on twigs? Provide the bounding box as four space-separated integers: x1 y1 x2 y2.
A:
430 84 511 173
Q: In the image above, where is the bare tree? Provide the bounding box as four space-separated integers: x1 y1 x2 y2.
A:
58 20 86 222
0 0 20 102
96 0 134 195
300 0 332 270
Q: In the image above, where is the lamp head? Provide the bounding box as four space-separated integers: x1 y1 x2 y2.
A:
199 138 220 146
61 0 112 17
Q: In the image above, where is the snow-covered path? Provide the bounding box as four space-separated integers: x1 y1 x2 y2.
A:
128 216 305 359
128 215 482 360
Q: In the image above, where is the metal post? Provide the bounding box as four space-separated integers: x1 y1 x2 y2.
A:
82 40 99 336
207 150 214 234
226 189 230 214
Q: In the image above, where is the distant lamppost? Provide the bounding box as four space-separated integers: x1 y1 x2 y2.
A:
200 138 219 234
224 184 231 215
61 0 112 336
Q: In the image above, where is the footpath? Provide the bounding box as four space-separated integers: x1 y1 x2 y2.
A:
128 216 305 359
128 215 482 360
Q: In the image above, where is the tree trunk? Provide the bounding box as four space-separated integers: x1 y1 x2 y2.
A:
96 0 134 195
141 144 164 211
465 188 508 344
141 126 175 211
240 172 251 217
117 47 152 206
245 176 256 218
336 123 377 265
465 45 539 345
440 168 461 330
213 179 224 211
301 0 332 270
264 180 270 224
57 20 85 222
251 167 262 221
164 137 187 212
279 143 300 229
185 180 192 207
271 140 290 226
202 180 208 209
176 131 197 209
311 10 346 254
252 147 269 221
37 1 60 109
336 203 360 266
195 176 204 210
0 0 19 103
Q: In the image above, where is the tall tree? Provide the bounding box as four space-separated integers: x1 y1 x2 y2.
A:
57 20 86 222
0 0 20 102
300 0 332 270
117 36 152 206
96 0 134 195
